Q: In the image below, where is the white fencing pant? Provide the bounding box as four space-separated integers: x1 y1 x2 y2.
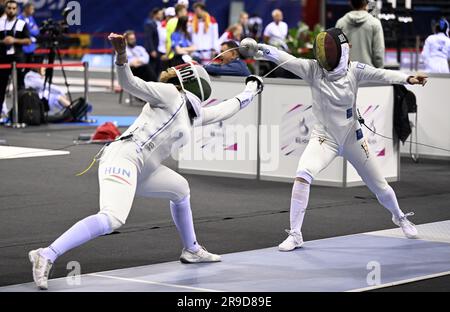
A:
98 141 190 228
290 123 404 233
40 140 196 263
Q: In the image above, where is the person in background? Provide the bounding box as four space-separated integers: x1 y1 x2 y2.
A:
166 3 188 62
0 0 31 123
0 0 6 17
24 68 71 114
124 30 157 82
263 9 288 51
191 2 219 64
336 0 385 68
248 13 263 42
159 7 175 71
239 11 250 39
144 7 163 77
177 0 193 20
18 1 39 63
422 18 450 73
204 40 250 77
219 23 242 45
170 15 196 66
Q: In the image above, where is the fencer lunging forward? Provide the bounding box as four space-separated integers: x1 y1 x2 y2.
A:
28 33 263 290
254 28 428 251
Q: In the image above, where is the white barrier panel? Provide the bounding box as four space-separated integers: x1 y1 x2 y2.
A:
260 80 398 186
403 75 450 159
178 78 259 178
178 77 399 187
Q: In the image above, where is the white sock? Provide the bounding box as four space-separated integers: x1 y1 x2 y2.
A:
170 195 200 253
376 185 404 220
290 181 311 233
40 214 112 263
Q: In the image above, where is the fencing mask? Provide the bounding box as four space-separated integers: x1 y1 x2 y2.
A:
172 62 212 102
313 28 350 72
438 18 449 37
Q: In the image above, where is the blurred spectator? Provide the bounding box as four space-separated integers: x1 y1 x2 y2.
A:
159 7 175 71
191 2 219 64
336 0 385 68
219 23 242 45
124 30 157 82
170 15 196 66
0 0 31 123
159 7 175 55
248 13 263 42
177 0 190 10
204 40 250 77
0 0 5 17
239 12 250 39
166 3 188 62
24 68 71 114
144 7 163 76
18 2 39 63
177 0 194 21
422 19 450 73
263 9 288 51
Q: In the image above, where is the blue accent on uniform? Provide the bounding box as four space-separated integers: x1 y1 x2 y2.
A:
141 98 186 148
356 128 363 140
357 63 366 70
346 108 353 119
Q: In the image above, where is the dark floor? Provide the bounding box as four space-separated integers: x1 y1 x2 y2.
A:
0 91 449 291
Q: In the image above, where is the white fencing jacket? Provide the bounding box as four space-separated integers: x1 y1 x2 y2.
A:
422 33 450 73
116 63 256 168
260 45 410 145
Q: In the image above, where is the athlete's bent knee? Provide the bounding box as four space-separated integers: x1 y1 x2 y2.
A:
171 178 190 202
99 212 124 231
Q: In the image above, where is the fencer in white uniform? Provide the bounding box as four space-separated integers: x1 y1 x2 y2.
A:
253 28 428 251
28 33 264 290
422 19 450 73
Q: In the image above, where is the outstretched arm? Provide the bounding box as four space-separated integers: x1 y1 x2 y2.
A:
256 44 316 82
109 33 176 104
200 76 263 126
354 63 428 86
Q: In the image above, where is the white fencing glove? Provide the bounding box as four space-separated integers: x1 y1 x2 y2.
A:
256 44 280 63
235 75 264 109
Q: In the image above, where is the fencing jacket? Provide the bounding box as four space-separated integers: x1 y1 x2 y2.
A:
116 63 252 169
262 47 410 145
422 33 450 73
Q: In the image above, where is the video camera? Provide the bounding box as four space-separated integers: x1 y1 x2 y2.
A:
37 7 79 49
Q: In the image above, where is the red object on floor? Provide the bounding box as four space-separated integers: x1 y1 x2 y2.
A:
92 122 121 141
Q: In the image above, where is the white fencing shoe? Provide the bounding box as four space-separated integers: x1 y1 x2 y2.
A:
28 249 53 290
180 246 221 264
393 212 418 239
278 230 304 252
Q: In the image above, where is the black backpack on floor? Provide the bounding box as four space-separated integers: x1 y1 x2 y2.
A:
15 88 48 125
